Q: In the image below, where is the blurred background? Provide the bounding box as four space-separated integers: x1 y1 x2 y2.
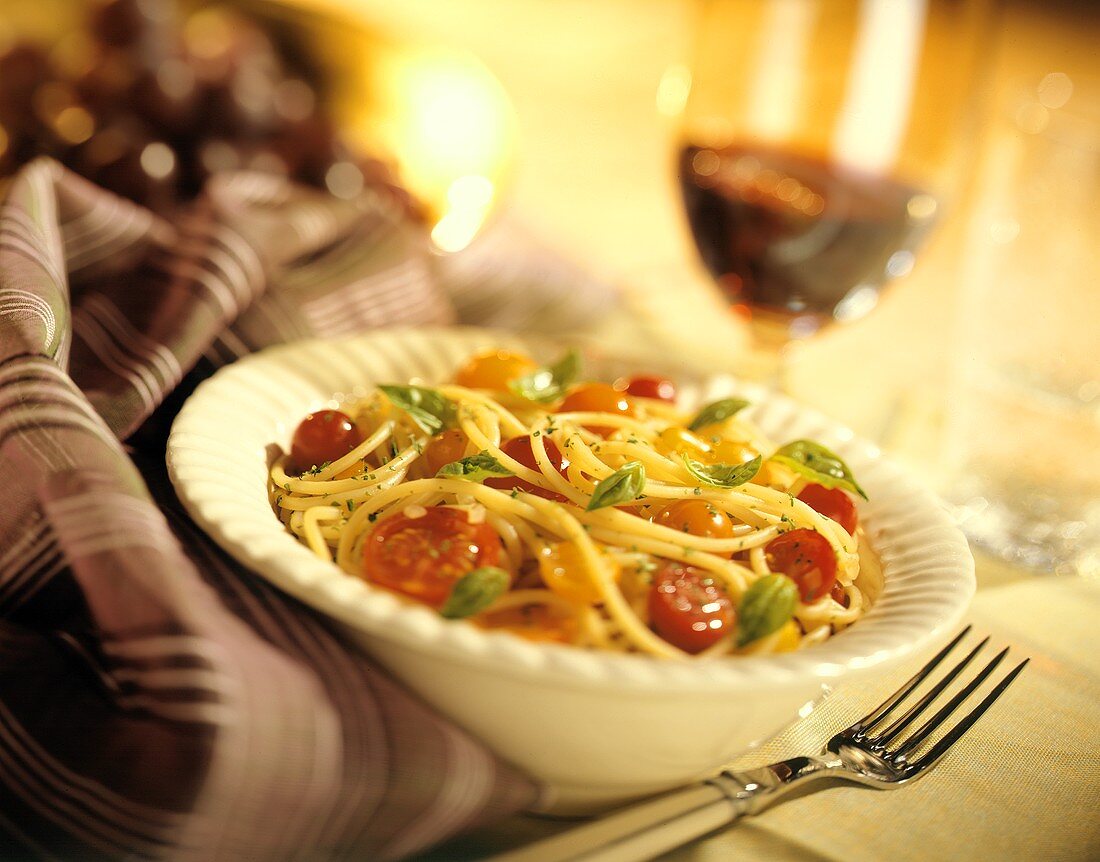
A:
1 0 1097 576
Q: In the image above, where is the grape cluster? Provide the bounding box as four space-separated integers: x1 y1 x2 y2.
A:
0 0 418 216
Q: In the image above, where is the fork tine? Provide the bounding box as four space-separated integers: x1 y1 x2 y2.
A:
902 657 1029 777
871 636 991 748
890 647 1011 763
853 626 972 737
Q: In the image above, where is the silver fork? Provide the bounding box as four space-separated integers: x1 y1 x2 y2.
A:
489 628 1027 862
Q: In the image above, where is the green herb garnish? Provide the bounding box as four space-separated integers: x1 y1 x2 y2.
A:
688 397 750 431
440 567 510 619
379 385 457 435
508 349 582 403
437 452 513 483
770 439 866 499
736 574 799 646
586 461 645 511
682 454 762 488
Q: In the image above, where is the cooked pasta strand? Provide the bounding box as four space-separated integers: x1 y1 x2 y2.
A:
270 357 875 658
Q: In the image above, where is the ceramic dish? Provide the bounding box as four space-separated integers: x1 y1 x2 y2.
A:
166 327 975 812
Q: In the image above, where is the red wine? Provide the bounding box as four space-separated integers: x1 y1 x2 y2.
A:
679 143 934 336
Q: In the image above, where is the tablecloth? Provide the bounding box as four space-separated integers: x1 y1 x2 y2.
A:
423 566 1100 861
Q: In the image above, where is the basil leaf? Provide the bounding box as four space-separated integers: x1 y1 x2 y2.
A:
770 439 867 500
437 452 513 483
688 397 750 431
440 566 510 619
508 349 582 403
379 385 456 435
586 461 645 511
683 454 762 488
736 574 799 647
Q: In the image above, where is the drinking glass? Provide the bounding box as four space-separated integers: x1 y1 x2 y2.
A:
676 0 990 384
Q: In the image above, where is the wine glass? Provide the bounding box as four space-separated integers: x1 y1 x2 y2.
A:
676 0 990 386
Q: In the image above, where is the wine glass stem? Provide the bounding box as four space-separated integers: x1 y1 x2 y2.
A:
747 320 795 393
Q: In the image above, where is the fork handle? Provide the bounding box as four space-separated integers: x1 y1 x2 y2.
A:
487 756 838 862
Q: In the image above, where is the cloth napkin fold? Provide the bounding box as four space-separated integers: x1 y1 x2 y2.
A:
0 158 539 861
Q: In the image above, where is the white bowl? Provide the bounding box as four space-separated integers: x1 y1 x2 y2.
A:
166 327 975 813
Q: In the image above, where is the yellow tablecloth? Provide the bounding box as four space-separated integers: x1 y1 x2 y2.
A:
421 570 1099 860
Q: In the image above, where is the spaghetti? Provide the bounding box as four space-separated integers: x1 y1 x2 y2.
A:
269 348 879 659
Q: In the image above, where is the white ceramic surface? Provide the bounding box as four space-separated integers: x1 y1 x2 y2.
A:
166 327 975 812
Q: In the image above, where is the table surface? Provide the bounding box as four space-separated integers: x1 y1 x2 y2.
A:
315 2 1099 859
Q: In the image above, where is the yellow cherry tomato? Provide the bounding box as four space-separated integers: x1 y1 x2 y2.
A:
708 439 758 466
652 499 736 549
423 429 469 475
353 392 394 439
656 427 712 459
477 604 577 643
619 562 654 609
773 620 802 652
538 541 620 605
557 383 631 416
336 464 362 480
454 349 538 391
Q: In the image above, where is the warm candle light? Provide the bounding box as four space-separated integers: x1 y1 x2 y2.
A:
362 45 516 251
430 173 496 252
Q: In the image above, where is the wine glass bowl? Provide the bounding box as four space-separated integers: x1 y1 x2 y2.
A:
676 0 989 361
679 141 938 345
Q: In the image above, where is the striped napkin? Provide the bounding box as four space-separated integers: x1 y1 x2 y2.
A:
0 158 539 861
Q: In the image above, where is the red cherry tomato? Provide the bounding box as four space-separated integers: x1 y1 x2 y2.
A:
797 483 858 535
290 409 364 474
830 581 850 608
484 436 571 501
765 529 837 603
617 375 677 403
556 383 632 436
647 562 735 654
363 507 504 608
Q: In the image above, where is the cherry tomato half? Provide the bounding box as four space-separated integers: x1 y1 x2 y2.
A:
616 375 677 403
830 581 850 608
652 499 736 555
708 439 758 467
363 507 504 608
478 603 577 643
290 409 364 474
556 383 632 436
764 529 837 603
656 427 712 459
423 429 469 475
538 541 620 605
454 349 538 391
647 562 735 654
797 483 858 535
485 435 572 501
